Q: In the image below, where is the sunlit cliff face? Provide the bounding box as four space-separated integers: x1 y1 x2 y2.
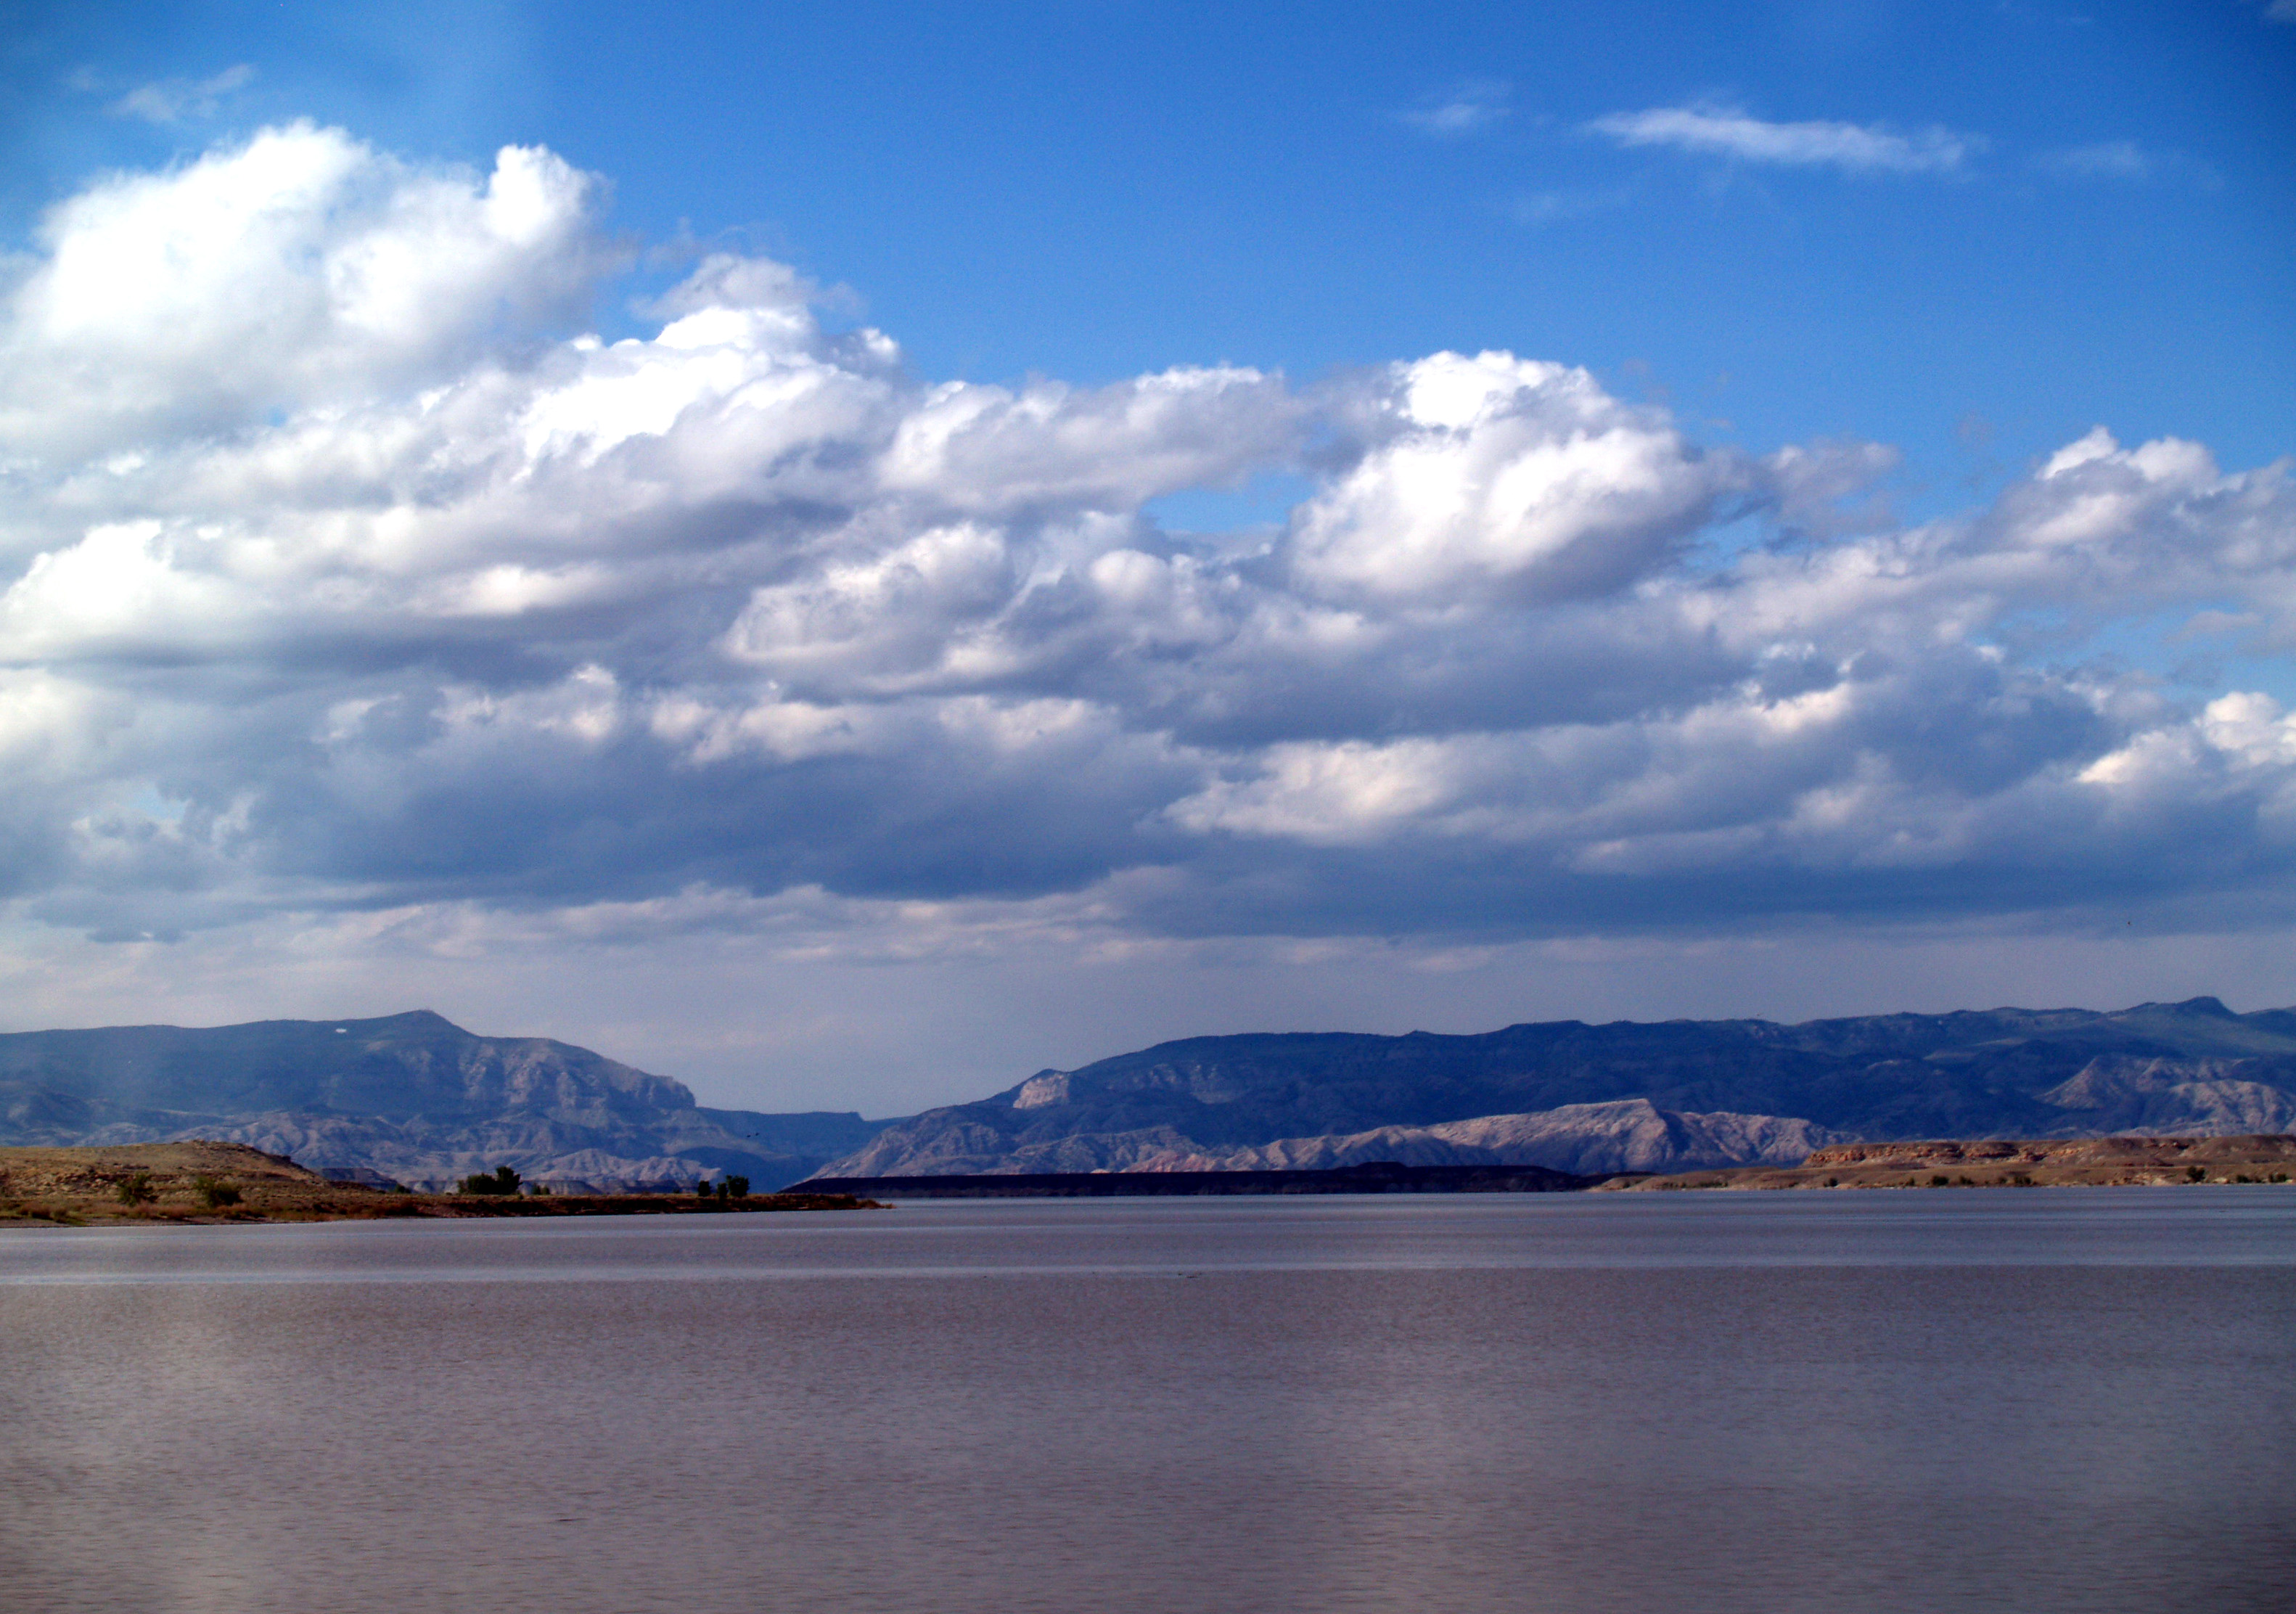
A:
1 121 2292 978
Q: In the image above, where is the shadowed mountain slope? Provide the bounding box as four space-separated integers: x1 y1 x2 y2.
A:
817 998 2296 1178
0 1011 889 1189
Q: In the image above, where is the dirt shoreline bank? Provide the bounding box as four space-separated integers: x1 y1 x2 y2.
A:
1598 1133 2296 1192
0 1142 882 1225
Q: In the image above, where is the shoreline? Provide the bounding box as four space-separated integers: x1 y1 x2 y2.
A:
7 1134 2292 1223
1600 1133 2296 1192
0 1192 889 1228
0 1141 883 1226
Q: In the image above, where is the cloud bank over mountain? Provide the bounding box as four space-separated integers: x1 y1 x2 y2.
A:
2 123 2292 1012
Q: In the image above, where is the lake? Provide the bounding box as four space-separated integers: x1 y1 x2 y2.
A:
1 1189 2290 1613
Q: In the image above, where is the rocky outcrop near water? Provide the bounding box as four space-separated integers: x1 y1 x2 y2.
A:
815 997 2296 1179
0 1012 890 1190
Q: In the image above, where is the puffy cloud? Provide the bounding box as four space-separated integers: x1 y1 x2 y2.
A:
2 122 2293 965
1587 104 1977 174
0 123 617 459
880 365 1300 515
1287 351 1751 604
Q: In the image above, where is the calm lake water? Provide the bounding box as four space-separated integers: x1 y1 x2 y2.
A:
1 1189 2291 1614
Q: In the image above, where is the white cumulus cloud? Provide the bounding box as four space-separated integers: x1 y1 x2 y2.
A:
0 121 2291 970
1287 351 1750 604
0 123 618 460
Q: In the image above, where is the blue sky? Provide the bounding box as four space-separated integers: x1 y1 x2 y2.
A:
0 1 2292 1110
13 1 2291 477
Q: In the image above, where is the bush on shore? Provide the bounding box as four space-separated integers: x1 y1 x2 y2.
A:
459 1165 523 1196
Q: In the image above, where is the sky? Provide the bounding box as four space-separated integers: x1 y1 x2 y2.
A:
0 0 2291 1115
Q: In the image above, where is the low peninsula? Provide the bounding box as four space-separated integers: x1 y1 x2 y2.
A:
0 1142 883 1226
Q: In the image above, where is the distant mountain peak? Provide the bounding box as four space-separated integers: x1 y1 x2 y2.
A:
364 1009 466 1031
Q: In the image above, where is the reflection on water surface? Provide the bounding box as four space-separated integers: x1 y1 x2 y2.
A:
2 1191 2290 1613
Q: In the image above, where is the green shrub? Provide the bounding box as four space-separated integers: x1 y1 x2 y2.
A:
115 1171 155 1206
191 1174 241 1209
2186 1165 2208 1183
458 1165 522 1195
1929 1174 1951 1187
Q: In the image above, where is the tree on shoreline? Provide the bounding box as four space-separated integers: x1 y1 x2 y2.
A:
459 1165 522 1195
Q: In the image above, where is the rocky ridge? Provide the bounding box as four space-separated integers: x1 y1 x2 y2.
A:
1122 1099 1844 1176
815 997 2296 1179
0 1012 891 1190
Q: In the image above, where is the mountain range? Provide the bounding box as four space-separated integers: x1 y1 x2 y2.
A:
812 997 2296 1179
4 998 2293 1190
0 1010 885 1191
